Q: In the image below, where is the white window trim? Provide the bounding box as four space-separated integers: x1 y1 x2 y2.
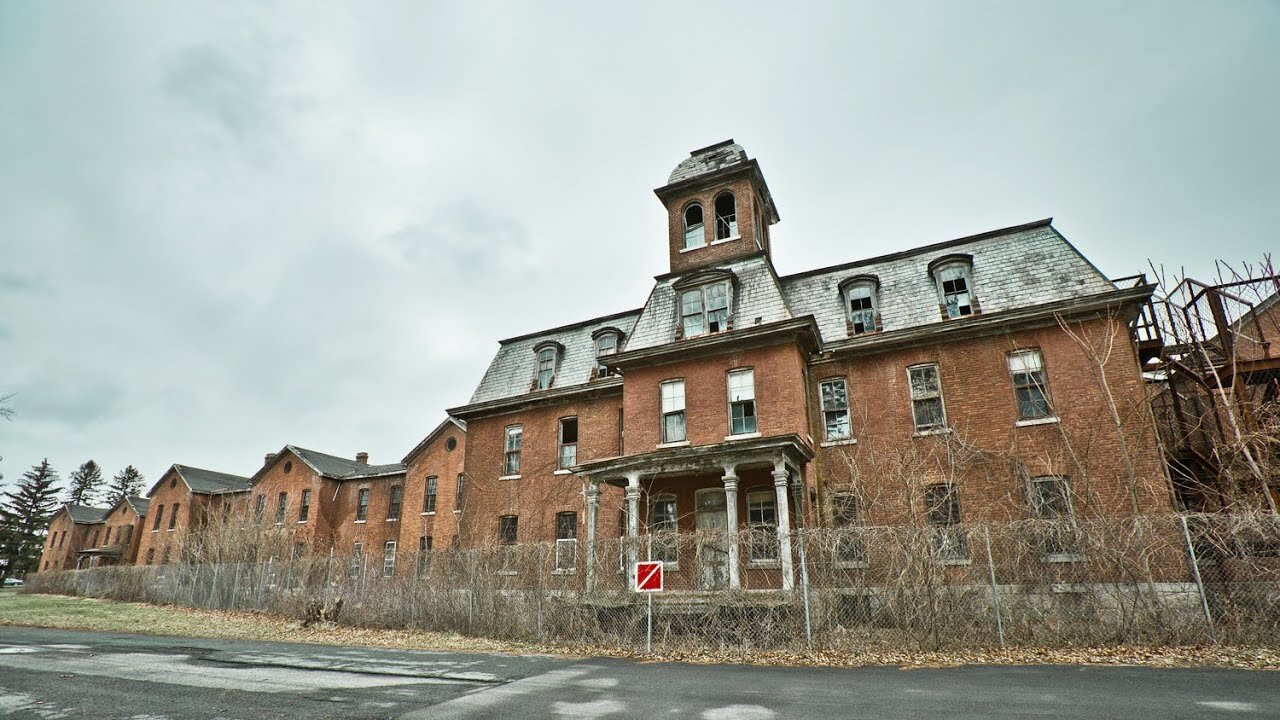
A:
907 364 948 433
819 377 852 442
932 260 977 318
727 368 757 437
709 235 740 246
842 280 879 334
677 283 732 338
1015 416 1060 427
820 438 859 448
724 432 761 441
499 474 522 481
553 469 573 475
656 440 690 449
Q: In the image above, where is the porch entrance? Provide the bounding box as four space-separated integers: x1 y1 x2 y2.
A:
695 488 729 590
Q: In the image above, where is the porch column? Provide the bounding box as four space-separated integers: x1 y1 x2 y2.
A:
585 478 600 593
722 466 742 590
625 472 641 573
773 461 795 591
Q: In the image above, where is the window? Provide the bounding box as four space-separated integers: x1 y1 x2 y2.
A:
382 541 397 578
387 485 403 520
275 493 287 524
714 192 737 240
146 548 155 565
103 527 111 546
934 260 975 318
498 515 518 545
559 417 578 469
169 503 180 530
424 476 438 514
594 331 619 377
831 493 866 564
747 490 778 563
417 536 432 577
820 378 851 441
58 531 64 548
350 542 364 579
660 380 686 443
555 512 578 571
504 426 523 475
1009 349 1053 420
91 529 99 546
842 279 879 334
727 369 757 435
924 483 968 561
356 488 369 521
648 495 678 564
683 203 704 249
1030 476 1080 558
535 346 557 390
284 460 293 473
445 437 457 451
908 364 946 432
456 473 465 511
122 525 132 545
254 494 265 520
680 283 729 337
152 505 164 531
299 489 311 522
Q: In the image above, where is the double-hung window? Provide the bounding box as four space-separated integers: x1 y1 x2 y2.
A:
423 476 438 514
1030 476 1080 558
153 504 164 531
382 541 396 578
924 483 968 562
169 503 179 530
504 426 523 476
660 380 686 443
747 490 778 563
498 515 518 545
908 364 946 432
536 347 556 389
727 369 757 435
594 332 618 377
1009 349 1053 420
842 278 879 335
680 283 729 337
935 262 975 318
555 511 578 571
558 417 578 469
820 378 851 441
387 485 403 520
356 488 369 521
275 493 287 524
299 489 311 522
648 495 678 564
417 536 432 577
455 473 465 511
831 492 866 564
350 542 364 579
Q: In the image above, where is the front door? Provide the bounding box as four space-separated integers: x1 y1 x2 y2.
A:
696 488 729 590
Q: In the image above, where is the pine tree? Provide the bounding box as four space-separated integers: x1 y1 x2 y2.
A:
107 465 145 506
65 460 104 506
0 459 62 580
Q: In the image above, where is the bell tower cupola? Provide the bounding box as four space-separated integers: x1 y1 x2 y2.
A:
655 139 780 275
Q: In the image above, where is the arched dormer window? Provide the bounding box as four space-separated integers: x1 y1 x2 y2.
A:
683 203 704 250
928 255 978 319
714 192 737 240
673 269 736 339
839 275 881 335
531 341 564 391
591 327 624 378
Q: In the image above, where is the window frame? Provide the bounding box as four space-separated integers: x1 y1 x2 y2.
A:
679 282 731 338
1008 348 1054 421
532 342 563 391
931 258 977 319
907 363 948 433
152 504 164 531
275 492 287 525
923 482 969 563
713 191 737 240
746 488 779 565
356 488 370 522
555 511 578 572
168 503 179 530
299 489 311 522
830 491 867 566
498 515 518 546
819 377 852 441
839 276 881 335
726 368 758 436
455 473 465 511
382 541 397 578
593 329 621 378
504 425 523 476
387 484 403 521
423 476 438 514
1028 475 1084 561
682 201 705 249
558 416 579 469
647 494 679 566
659 379 687 444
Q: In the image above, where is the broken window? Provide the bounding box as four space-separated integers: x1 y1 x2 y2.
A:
423 476 438 514
924 483 968 561
535 347 557 390
559 417 578 469
594 331 619 377
455 473 465 511
498 515 518 545
555 511 577 571
152 504 164 531
253 495 264 521
1009 349 1053 420
356 488 369 521
387 485 403 520
648 495 678 564
820 378 851 441
714 192 737 240
275 493 286 524
831 492 866 564
299 489 311 522
1030 476 1081 558
382 541 396 578
934 261 975 318
660 380 686 443
727 368 757 435
504 425 523 476
845 282 878 334
908 364 946 432
747 489 778 563
169 503 179 530
683 203 704 249
680 283 730 338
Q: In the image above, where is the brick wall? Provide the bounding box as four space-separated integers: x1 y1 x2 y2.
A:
250 451 336 551
37 511 89 572
135 470 203 565
96 502 144 565
399 425 467 561
665 176 769 275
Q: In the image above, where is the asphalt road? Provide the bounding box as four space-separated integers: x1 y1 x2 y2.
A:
0 627 1275 719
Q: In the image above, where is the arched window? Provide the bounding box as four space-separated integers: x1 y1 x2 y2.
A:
839 276 880 335
683 203 704 249
532 341 564 390
592 328 623 377
714 192 737 240
929 256 977 319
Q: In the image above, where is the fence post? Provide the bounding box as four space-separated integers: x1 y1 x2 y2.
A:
795 528 814 652
1179 514 1217 644
535 544 544 642
982 525 1005 648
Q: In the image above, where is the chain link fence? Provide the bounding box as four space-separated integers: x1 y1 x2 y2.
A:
28 513 1280 652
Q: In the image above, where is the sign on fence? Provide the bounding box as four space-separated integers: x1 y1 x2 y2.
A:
634 560 663 592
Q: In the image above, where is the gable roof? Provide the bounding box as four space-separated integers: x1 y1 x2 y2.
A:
125 495 151 517
64 504 110 524
146 464 252 498
402 416 467 464
259 445 406 482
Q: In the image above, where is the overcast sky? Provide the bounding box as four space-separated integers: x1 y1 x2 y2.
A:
1 2 1277 497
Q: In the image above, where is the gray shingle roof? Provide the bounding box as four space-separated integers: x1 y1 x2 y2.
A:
125 495 150 517
667 140 748 185
625 255 794 351
780 222 1115 343
289 446 405 480
65 504 110 524
174 465 252 495
467 310 641 405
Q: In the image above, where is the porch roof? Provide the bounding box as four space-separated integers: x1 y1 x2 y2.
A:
573 433 813 485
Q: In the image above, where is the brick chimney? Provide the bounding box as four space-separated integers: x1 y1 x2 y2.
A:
356 452 369 465
264 452 277 466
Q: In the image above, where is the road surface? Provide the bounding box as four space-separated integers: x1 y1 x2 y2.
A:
0 627 1274 718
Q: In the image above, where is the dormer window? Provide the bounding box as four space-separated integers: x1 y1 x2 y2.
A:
680 282 730 337
532 341 564 391
714 192 737 240
929 256 977 319
839 276 880 335
683 203 704 249
592 328 622 378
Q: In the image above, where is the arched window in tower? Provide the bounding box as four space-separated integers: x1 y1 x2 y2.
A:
714 192 737 240
683 203 704 250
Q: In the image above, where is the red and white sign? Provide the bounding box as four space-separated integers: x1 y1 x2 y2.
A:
634 560 664 592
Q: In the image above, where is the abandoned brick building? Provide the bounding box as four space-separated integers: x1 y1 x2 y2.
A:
39 141 1175 588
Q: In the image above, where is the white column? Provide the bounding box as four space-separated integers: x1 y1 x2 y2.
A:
773 461 795 591
625 473 641 573
722 466 741 590
585 478 600 593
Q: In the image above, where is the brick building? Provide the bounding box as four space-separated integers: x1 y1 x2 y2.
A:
38 504 109 572
135 465 251 566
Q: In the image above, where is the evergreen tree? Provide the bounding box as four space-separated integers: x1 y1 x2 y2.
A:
0 459 61 580
107 465 145 506
65 460 104 506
